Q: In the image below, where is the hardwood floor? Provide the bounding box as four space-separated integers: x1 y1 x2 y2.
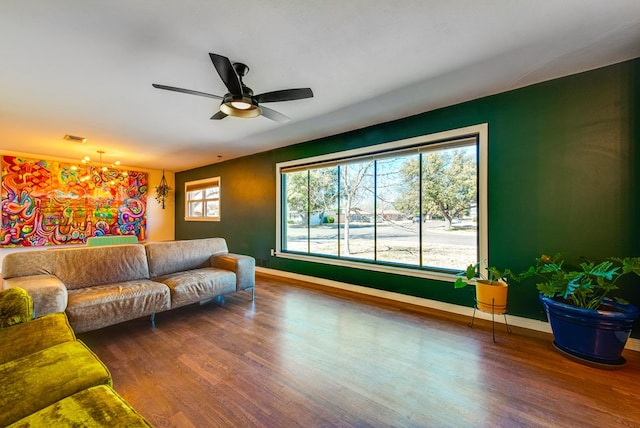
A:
79 274 640 428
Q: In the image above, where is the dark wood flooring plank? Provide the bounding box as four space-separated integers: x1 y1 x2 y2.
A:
79 274 640 428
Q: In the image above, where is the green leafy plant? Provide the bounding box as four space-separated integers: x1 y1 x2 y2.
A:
454 261 517 289
154 183 170 201
519 254 640 310
154 171 171 209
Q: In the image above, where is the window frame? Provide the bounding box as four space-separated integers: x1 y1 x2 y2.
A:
275 124 488 283
184 176 221 222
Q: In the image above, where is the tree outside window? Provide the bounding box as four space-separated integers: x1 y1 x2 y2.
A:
280 135 479 273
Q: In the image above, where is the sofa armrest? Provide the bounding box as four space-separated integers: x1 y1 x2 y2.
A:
210 253 255 291
0 287 33 328
4 275 68 317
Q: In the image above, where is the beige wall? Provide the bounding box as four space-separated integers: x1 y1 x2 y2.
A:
0 151 175 273
145 168 176 241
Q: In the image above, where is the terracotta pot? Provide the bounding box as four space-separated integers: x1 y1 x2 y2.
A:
475 280 508 314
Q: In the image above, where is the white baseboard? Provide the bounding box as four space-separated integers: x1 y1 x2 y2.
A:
256 267 640 353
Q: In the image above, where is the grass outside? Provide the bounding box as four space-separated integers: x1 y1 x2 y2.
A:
285 220 477 270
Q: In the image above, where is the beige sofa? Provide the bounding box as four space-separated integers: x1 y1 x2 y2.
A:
1 238 255 333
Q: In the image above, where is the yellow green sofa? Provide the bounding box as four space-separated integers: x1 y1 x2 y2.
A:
0 287 152 427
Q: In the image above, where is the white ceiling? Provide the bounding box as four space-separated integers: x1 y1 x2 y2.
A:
1 1 639 172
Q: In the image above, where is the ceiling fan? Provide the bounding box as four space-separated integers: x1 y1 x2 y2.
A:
152 53 313 123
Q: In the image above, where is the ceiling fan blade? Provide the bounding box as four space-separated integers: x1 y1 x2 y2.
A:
255 88 314 104
209 53 243 95
152 84 223 100
259 106 290 123
210 110 227 120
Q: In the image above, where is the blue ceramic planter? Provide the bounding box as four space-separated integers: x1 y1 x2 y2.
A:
539 295 639 366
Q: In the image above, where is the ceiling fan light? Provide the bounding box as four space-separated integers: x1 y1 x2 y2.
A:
230 100 252 110
220 94 261 118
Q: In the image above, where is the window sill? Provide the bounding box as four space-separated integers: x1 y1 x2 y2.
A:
274 251 459 283
184 217 220 222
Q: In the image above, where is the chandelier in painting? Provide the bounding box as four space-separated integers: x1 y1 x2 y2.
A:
73 150 129 186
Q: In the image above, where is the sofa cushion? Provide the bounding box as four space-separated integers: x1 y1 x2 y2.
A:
145 238 229 278
54 245 151 289
0 312 75 365
0 286 33 327
0 340 112 426
1 245 150 290
7 385 152 428
4 274 68 316
66 280 171 333
1 250 55 279
156 268 236 308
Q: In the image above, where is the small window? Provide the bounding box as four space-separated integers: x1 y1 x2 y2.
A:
185 177 220 221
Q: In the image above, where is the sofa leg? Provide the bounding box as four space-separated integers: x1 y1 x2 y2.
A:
150 313 156 328
250 287 255 301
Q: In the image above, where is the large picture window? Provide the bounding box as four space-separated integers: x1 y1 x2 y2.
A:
185 177 220 221
276 124 488 280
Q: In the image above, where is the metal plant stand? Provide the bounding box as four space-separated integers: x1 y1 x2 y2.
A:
468 297 512 343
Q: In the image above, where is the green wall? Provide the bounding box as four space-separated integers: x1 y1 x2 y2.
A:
176 58 640 336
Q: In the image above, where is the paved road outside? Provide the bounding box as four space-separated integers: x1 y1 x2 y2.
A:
284 220 476 269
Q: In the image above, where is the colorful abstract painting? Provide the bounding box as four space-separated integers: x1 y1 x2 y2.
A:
1 155 148 247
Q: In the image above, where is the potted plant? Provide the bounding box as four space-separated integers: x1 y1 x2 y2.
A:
455 262 517 314
520 254 640 367
154 170 171 209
